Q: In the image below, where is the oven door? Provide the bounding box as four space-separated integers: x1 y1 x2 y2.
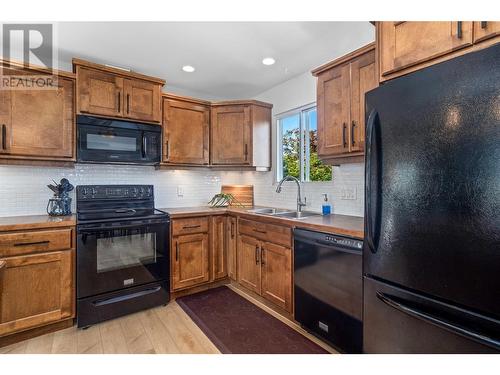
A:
77 218 169 298
77 123 160 165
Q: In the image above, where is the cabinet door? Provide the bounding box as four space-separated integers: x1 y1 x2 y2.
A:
379 22 473 78
349 49 377 153
3 76 74 158
124 78 161 123
317 64 350 157
211 216 227 280
163 98 209 164
226 217 237 281
237 235 261 294
260 241 292 312
172 233 209 291
0 250 74 337
473 21 500 43
211 105 251 165
78 67 124 117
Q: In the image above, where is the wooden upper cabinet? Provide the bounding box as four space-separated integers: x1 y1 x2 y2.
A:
473 21 500 43
237 234 261 294
162 94 210 165
312 43 376 164
172 233 210 291
0 249 74 337
379 22 473 79
316 64 350 157
73 59 164 124
211 104 251 165
124 78 161 123
77 67 123 118
210 101 272 169
349 49 377 153
260 241 292 312
377 22 499 82
0 64 75 162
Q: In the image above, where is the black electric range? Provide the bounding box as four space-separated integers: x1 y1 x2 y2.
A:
76 185 170 328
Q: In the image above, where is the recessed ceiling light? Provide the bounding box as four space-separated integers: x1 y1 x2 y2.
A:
182 65 195 73
262 57 275 66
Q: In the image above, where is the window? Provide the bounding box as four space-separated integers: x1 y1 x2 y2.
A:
277 104 332 182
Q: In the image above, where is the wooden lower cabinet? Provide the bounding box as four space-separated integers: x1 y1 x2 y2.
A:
0 248 74 337
260 241 292 312
237 224 293 313
227 216 237 280
237 235 261 294
211 216 228 280
172 233 210 291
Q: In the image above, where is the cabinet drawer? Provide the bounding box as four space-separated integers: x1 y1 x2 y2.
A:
0 228 73 258
172 217 209 236
238 218 291 248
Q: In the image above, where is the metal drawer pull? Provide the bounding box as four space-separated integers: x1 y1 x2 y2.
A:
351 121 356 146
13 240 50 247
1 124 6 150
457 21 463 39
342 123 347 148
182 224 201 229
253 229 267 234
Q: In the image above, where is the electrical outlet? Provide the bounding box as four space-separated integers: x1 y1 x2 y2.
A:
341 187 357 200
177 186 184 197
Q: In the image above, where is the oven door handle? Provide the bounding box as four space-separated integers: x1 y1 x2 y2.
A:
78 222 165 233
92 286 162 307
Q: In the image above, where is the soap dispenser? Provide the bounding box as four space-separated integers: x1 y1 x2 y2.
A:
322 193 331 215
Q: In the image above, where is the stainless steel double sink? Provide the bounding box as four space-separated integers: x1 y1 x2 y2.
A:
246 207 322 220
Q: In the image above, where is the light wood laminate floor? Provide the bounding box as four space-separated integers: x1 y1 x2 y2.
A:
0 286 336 354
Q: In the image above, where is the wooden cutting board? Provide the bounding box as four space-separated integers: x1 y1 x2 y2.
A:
221 185 254 207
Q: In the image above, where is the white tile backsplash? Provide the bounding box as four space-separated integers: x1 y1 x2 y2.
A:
0 163 364 217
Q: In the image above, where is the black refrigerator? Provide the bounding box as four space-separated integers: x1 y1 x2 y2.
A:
363 43 500 353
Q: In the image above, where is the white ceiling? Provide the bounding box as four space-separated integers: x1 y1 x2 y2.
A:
54 22 374 100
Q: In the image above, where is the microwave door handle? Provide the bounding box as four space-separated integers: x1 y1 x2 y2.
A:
141 132 146 158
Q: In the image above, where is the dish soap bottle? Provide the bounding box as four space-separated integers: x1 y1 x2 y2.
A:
322 193 331 215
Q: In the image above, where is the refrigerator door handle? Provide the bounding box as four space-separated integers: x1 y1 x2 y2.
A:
365 109 380 253
376 292 500 351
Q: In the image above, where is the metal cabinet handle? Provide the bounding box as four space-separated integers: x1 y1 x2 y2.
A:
253 228 267 234
0 260 6 287
183 224 201 229
165 140 170 160
244 144 248 161
127 94 130 114
255 245 260 265
230 222 235 238
260 247 265 265
351 120 356 146
1 124 6 150
342 123 347 148
481 21 487 29
117 92 121 112
175 241 179 261
457 21 463 39
14 240 50 247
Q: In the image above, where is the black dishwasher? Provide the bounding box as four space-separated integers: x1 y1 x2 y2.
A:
294 228 363 353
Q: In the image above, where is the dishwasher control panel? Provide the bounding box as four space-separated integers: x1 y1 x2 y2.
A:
324 235 363 249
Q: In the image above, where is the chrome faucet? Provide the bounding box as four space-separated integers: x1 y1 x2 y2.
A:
276 175 307 213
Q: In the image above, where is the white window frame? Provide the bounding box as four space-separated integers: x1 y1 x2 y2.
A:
277 103 327 183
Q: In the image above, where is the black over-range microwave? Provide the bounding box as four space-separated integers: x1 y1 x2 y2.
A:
77 115 161 165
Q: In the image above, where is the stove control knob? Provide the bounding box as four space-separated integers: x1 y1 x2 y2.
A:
82 188 88 196
91 188 97 196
